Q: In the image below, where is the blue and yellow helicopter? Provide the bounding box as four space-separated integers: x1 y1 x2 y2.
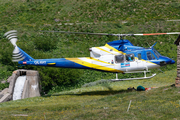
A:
4 30 179 81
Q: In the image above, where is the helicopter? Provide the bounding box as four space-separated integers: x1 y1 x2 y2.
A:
4 30 179 81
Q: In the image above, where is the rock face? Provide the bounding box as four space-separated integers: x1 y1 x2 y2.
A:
0 69 41 103
0 88 10 100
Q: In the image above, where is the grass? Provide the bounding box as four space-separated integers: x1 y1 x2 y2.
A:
57 69 177 95
0 0 180 118
0 0 179 92
0 69 179 119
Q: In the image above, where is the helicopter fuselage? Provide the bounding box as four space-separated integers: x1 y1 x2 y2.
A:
18 40 175 73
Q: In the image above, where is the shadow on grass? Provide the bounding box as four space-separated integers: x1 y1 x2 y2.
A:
43 89 136 97
43 84 175 97
42 80 139 97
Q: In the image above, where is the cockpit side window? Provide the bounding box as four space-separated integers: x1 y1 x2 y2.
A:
147 51 156 60
138 53 141 60
115 55 124 63
147 52 152 60
126 54 135 62
152 53 156 59
153 48 160 59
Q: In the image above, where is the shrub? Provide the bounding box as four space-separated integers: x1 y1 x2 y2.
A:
0 39 17 67
0 82 9 90
32 33 59 51
37 67 83 93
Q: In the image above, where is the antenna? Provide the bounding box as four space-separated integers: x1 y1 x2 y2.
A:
146 42 151 47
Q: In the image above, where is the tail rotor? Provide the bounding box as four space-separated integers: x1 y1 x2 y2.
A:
4 30 25 62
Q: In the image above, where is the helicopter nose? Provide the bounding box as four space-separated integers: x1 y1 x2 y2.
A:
166 58 175 64
158 56 175 66
170 59 175 64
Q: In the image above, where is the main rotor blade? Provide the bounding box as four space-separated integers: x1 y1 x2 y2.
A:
40 30 119 36
133 32 180 36
41 31 180 37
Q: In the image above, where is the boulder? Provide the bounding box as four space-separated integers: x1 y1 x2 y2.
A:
1 80 6 84
0 88 11 102
0 88 9 95
0 93 11 103
0 94 3 99
7 76 12 83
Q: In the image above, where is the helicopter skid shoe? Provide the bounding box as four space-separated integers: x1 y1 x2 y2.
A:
111 71 156 81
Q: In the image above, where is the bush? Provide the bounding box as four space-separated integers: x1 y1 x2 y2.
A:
32 33 59 51
37 67 83 93
0 39 18 67
0 82 9 90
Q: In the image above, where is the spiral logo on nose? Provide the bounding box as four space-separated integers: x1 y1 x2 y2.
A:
4 30 25 62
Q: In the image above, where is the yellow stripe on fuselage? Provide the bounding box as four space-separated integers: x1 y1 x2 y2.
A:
96 47 116 55
66 58 123 73
141 59 158 65
105 44 126 55
47 63 56 65
87 57 113 65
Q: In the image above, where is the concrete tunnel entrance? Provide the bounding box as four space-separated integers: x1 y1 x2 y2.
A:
0 69 41 103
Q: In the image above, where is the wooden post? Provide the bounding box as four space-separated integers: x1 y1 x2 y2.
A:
176 43 180 87
174 35 180 87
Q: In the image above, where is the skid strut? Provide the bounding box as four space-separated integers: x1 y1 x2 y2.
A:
111 71 156 81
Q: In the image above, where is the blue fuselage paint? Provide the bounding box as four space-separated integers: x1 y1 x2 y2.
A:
19 58 89 69
109 40 175 66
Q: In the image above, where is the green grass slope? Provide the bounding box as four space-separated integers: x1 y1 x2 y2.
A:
0 0 180 119
0 0 179 92
0 69 179 119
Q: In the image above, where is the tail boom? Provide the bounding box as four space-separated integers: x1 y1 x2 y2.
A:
18 57 124 73
18 58 89 69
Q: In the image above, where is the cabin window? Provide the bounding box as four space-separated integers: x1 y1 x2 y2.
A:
147 52 152 60
152 53 156 59
115 55 124 63
138 53 141 60
153 48 160 59
147 52 156 60
126 54 135 62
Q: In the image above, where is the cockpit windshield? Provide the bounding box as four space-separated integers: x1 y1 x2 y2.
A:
153 48 160 58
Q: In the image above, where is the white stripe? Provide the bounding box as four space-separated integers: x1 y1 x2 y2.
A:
166 32 180 34
133 34 144 36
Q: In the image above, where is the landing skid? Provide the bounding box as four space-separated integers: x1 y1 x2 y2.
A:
111 71 156 81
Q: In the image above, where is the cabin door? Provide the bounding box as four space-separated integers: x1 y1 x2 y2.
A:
115 54 138 71
136 52 145 70
124 53 138 71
